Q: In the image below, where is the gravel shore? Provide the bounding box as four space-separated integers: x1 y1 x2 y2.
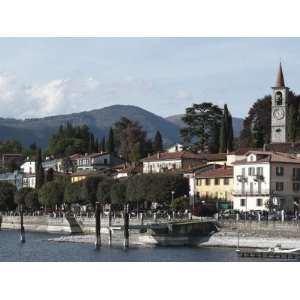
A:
48 229 300 249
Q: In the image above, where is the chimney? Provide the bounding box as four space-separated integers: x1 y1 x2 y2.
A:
157 152 160 159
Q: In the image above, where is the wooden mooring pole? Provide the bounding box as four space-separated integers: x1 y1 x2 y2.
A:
108 208 112 247
123 204 129 249
95 202 101 249
20 204 25 243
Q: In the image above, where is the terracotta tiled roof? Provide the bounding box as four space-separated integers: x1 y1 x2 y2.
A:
229 148 263 155
141 151 203 162
264 142 300 154
196 152 227 161
196 166 233 178
233 151 300 165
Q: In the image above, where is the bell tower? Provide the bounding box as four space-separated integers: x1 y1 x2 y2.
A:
271 63 288 143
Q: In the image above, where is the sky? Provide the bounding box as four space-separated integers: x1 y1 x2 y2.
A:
0 37 300 120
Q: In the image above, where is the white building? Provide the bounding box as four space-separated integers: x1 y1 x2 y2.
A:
76 152 124 171
42 158 63 173
20 161 36 188
233 151 300 213
142 151 204 174
167 143 184 153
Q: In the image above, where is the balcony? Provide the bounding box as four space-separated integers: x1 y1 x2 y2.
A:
253 174 264 182
236 175 247 182
233 190 270 197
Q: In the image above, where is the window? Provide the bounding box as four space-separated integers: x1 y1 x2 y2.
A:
214 178 220 185
293 182 300 192
276 182 284 191
276 167 284 176
205 179 210 185
248 167 255 176
196 179 201 186
293 168 300 180
256 198 263 207
240 199 246 207
275 91 283 105
224 178 229 185
215 192 218 198
104 159 108 165
257 167 263 176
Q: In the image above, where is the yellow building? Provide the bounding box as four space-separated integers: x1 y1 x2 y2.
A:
70 170 95 183
195 166 233 201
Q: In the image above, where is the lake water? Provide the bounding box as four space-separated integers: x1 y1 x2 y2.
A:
0 230 291 262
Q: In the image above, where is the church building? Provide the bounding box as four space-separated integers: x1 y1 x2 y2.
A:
271 62 288 144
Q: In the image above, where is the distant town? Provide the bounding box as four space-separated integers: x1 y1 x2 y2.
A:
0 63 300 221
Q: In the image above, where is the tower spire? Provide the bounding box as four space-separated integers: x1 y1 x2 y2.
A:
275 62 285 88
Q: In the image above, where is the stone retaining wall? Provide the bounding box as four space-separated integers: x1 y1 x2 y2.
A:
219 220 300 238
0 215 82 234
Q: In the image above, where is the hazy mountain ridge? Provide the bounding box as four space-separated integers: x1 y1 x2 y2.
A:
0 105 181 148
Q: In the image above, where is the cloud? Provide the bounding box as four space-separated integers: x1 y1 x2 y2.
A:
0 73 155 119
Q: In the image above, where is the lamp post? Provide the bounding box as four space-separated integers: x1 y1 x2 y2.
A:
171 191 175 219
245 192 247 221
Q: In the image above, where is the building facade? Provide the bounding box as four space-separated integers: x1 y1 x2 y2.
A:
233 151 300 212
194 166 233 202
142 151 204 174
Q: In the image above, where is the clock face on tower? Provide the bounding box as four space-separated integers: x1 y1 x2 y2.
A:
273 108 285 120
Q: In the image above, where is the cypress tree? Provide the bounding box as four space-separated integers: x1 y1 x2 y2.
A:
46 168 54 182
153 130 163 152
35 148 44 189
95 138 99 153
219 117 226 153
101 137 106 152
106 128 115 154
208 125 220 153
227 112 234 152
219 104 234 153
88 133 95 154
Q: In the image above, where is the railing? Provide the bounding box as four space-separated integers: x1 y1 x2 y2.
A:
233 190 270 196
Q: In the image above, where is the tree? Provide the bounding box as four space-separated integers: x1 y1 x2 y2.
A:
0 182 16 210
240 95 271 148
219 104 234 153
126 174 189 207
97 178 114 205
38 181 64 209
106 127 115 154
170 196 190 211
64 182 85 206
82 176 104 208
46 168 54 182
181 102 223 152
101 137 106 152
14 188 32 207
110 181 127 207
114 117 147 162
88 133 95 154
208 123 220 154
24 190 40 210
47 123 93 157
35 148 44 189
61 157 74 173
153 130 163 152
